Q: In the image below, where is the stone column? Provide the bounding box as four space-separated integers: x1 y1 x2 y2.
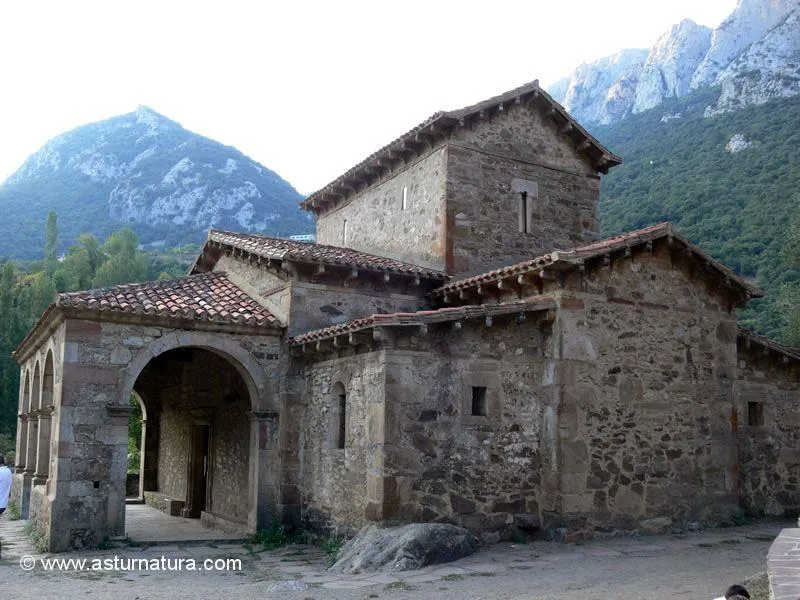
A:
249 410 280 532
33 407 54 485
15 413 28 474
24 413 39 477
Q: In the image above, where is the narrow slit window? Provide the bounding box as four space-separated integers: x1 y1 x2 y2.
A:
402 185 408 211
747 401 763 427
519 192 528 233
337 393 347 449
471 386 487 416
342 219 348 245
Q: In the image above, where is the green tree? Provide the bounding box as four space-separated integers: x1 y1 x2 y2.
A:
44 210 58 268
92 229 149 288
782 212 800 345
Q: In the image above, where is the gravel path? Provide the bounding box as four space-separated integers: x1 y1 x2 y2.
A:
1 518 788 599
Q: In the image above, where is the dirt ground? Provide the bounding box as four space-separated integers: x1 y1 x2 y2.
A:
1 519 789 600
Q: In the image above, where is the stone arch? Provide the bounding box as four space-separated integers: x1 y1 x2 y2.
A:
20 369 30 414
120 332 274 413
41 350 54 409
31 360 41 411
34 351 55 481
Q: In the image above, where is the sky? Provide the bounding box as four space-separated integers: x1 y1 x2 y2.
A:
0 0 738 195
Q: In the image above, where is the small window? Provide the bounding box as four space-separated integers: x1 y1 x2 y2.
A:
401 185 408 211
747 401 763 427
342 219 348 245
337 392 347 448
519 192 529 233
471 386 487 416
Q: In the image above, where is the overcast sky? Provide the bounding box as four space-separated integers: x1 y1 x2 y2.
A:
0 0 737 195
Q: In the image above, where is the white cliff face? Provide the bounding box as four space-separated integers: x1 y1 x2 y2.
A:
550 0 800 126
709 6 800 114
633 20 712 113
691 0 799 89
558 49 649 125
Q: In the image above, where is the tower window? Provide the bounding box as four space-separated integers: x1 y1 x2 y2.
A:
342 219 349 245
519 192 531 233
401 185 408 211
471 386 487 416
747 401 763 427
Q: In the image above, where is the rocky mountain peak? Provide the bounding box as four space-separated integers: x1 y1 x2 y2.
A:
0 109 310 258
550 0 800 125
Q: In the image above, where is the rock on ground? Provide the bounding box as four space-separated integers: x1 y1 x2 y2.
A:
329 523 479 574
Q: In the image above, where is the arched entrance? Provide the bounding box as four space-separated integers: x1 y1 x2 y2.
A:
129 346 254 533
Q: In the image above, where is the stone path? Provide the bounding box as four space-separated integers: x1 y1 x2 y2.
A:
767 527 800 600
124 504 246 544
0 517 793 599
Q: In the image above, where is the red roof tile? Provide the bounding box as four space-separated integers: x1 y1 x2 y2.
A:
56 271 280 327
203 229 447 279
291 298 556 345
433 223 763 299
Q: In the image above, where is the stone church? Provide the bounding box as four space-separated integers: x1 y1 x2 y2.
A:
9 80 800 552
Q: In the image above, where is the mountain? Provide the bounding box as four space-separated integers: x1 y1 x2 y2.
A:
551 0 800 125
0 106 311 259
593 87 800 340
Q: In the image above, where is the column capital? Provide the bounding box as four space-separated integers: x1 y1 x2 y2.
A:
250 410 279 422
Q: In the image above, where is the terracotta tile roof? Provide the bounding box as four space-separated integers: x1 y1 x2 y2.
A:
302 79 622 213
433 222 763 300
55 271 281 327
738 328 800 363
202 229 447 280
291 297 557 345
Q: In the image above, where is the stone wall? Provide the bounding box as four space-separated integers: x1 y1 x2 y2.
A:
445 102 600 276
548 249 741 537
379 319 555 540
214 254 290 324
315 148 448 271
297 351 384 532
736 346 800 517
287 281 422 337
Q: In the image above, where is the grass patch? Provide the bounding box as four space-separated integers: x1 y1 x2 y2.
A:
470 571 496 577
441 573 465 581
5 501 20 521
318 537 345 567
22 521 48 553
248 522 307 551
385 581 414 591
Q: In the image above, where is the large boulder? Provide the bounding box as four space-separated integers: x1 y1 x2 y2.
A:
329 523 479 574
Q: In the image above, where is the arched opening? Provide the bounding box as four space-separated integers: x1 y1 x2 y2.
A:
34 351 55 482
25 363 41 478
129 347 253 531
16 370 31 474
126 393 147 501
332 381 347 450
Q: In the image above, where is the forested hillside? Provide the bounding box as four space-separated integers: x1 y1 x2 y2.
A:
595 88 800 341
0 212 193 441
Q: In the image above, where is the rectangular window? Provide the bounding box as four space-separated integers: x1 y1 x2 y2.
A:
747 401 763 427
471 386 487 416
342 219 348 245
519 192 528 233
